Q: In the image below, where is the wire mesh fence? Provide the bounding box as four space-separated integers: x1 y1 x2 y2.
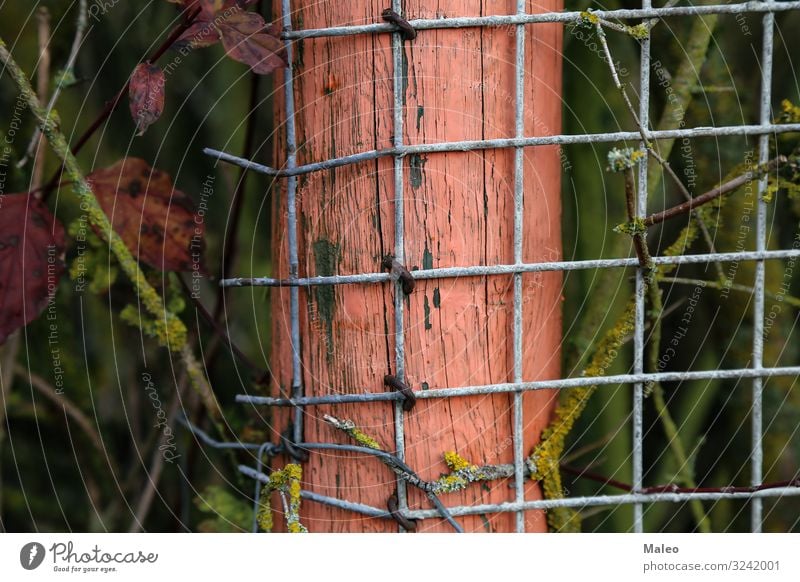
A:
196 0 800 533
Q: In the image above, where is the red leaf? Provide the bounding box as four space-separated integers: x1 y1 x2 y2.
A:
217 11 286 74
87 159 205 273
174 0 257 49
129 63 166 136
0 194 65 344
176 18 222 49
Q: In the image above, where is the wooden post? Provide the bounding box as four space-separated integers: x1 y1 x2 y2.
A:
269 0 563 532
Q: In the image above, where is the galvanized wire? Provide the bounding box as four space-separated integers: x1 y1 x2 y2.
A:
199 2 800 532
390 0 409 531
751 0 776 533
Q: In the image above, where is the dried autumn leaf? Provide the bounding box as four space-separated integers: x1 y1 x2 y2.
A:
87 158 204 273
174 0 256 49
0 194 66 344
176 18 222 49
129 63 166 136
217 11 286 74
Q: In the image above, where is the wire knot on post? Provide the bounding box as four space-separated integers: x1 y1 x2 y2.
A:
381 9 417 41
384 374 416 411
382 255 415 295
280 424 310 462
387 494 417 531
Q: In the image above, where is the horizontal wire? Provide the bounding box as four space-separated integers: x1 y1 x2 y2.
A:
204 122 800 179
404 486 800 520
236 366 800 407
177 416 269 451
238 464 800 520
280 2 800 39
240 465 392 518
221 249 800 288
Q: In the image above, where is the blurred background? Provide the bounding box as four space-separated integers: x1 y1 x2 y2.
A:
0 0 798 532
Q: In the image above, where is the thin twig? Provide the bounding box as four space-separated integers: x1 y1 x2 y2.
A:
625 167 652 267
30 7 51 190
128 373 187 532
216 0 265 315
645 281 712 531
15 365 104 454
644 9 723 279
595 21 694 204
40 5 202 200
0 331 21 525
202 0 268 380
562 463 800 495
660 276 800 308
0 333 20 432
0 39 225 432
177 275 269 382
644 156 785 226
20 0 88 171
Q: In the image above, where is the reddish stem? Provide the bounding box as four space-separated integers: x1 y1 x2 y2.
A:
561 463 800 495
41 5 202 200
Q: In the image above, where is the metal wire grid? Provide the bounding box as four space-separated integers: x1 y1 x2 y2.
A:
198 1 800 532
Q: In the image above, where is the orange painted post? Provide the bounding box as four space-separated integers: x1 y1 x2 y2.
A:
268 0 563 532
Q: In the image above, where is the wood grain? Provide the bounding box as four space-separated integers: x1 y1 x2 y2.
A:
268 0 563 533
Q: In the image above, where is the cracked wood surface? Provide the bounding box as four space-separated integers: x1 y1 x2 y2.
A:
269 0 563 532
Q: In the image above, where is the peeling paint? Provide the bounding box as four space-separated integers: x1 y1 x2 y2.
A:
312 238 340 357
409 154 426 190
416 105 424 131
422 246 433 270
401 48 410 105
433 287 441 308
423 295 432 330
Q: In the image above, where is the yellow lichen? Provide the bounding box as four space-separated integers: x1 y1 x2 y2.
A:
443 451 473 472
779 99 800 123
258 464 307 533
350 428 381 450
255 486 274 533
626 23 650 40
528 291 641 532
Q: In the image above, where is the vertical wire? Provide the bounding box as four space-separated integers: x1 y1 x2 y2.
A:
512 0 527 533
281 0 304 447
632 0 653 533
751 0 775 533
391 0 408 528
252 443 272 532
